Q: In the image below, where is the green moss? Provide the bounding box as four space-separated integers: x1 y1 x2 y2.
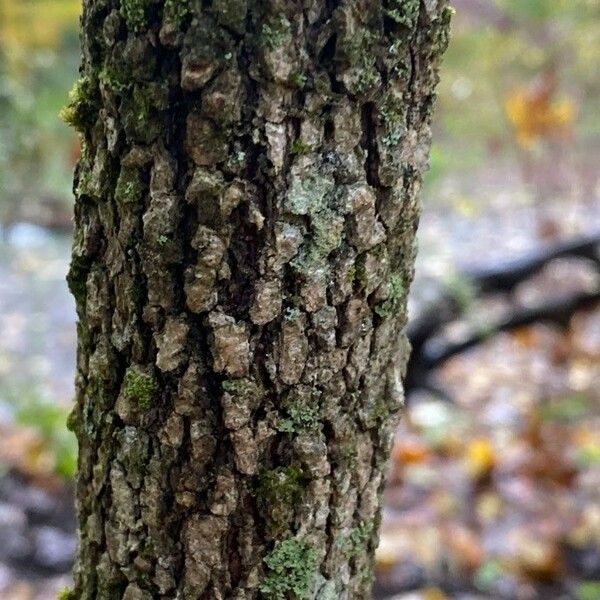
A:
57 589 74 600
346 264 357 285
290 139 311 156
115 167 144 205
259 538 319 599
433 6 454 55
354 262 368 289
122 0 149 32
118 83 169 142
59 76 99 133
375 273 405 317
99 65 130 93
385 0 421 29
123 368 157 410
257 465 306 537
163 0 189 25
66 408 79 433
67 255 91 307
290 72 308 88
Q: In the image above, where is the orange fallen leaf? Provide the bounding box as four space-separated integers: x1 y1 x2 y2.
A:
509 530 564 581
505 86 575 150
392 436 431 466
445 525 484 571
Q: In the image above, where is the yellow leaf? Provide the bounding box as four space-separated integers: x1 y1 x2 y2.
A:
423 588 448 600
505 83 576 149
465 438 495 479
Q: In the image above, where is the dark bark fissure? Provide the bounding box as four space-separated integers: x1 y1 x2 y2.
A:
65 0 451 598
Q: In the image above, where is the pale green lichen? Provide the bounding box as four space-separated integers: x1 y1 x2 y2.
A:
286 175 345 270
286 174 333 216
366 397 391 427
278 404 320 433
123 368 157 410
260 538 319 599
335 442 358 468
261 16 290 50
311 211 345 258
375 273 405 317
222 378 262 398
343 521 374 559
380 95 406 147
348 28 379 94
283 307 302 322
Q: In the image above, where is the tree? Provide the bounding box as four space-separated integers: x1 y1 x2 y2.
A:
63 0 451 598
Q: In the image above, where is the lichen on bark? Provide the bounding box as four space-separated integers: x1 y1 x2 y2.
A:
66 0 451 597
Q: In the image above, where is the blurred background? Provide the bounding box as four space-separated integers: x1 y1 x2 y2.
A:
0 1 599 598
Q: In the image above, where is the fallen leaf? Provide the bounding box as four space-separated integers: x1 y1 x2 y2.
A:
392 436 432 466
465 438 496 480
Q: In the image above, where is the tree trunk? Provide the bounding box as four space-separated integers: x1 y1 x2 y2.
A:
64 0 450 598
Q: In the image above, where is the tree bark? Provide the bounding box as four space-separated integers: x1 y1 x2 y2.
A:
65 0 450 598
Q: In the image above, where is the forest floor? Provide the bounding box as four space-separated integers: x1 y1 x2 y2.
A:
0 162 599 600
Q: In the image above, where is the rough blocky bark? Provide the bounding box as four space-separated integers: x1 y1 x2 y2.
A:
65 0 450 598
